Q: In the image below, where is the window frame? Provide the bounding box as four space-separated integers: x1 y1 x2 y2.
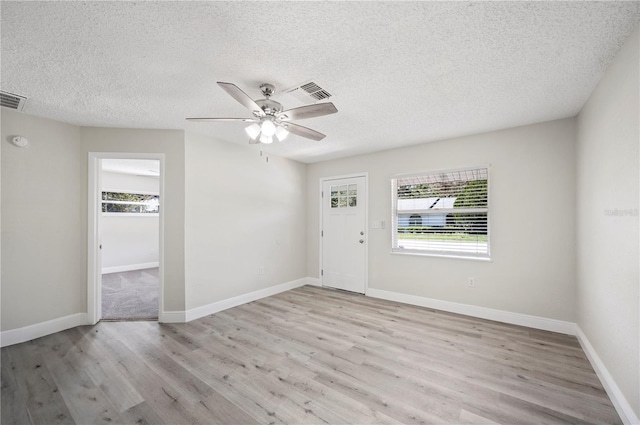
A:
391 165 491 260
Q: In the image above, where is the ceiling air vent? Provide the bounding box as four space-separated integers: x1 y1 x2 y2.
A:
1 91 27 111
285 81 332 104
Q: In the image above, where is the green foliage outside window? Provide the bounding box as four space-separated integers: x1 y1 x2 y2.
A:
102 192 160 213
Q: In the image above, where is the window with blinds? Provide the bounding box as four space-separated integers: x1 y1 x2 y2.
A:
102 192 160 214
391 167 489 258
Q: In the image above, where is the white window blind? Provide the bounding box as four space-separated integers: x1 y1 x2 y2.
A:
392 167 489 258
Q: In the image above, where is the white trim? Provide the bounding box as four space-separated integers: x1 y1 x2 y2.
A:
102 262 159 274
1 313 89 348
184 278 309 322
306 277 322 287
88 153 165 325
159 311 186 324
319 173 369 294
367 288 577 335
390 250 492 261
576 326 639 425
160 277 320 324
101 188 160 196
391 164 492 180
87 154 101 325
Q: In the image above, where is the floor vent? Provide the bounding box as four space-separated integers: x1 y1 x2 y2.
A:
285 81 332 103
0 91 27 111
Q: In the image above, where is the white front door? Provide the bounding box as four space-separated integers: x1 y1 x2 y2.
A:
321 176 367 293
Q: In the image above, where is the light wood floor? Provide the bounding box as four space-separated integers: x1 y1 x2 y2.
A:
2 286 621 425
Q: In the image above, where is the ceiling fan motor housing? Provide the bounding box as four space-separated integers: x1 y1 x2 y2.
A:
256 98 283 116
260 83 276 97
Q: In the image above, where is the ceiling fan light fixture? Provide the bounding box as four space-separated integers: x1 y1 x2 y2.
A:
260 134 273 144
245 123 261 139
260 119 277 137
275 125 289 142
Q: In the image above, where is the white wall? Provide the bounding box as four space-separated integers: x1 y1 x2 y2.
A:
101 171 159 273
102 170 159 194
101 215 159 272
184 132 307 311
1 110 85 331
576 26 639 418
308 118 577 321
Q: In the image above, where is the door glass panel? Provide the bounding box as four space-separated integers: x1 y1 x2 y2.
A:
330 183 358 208
330 185 339 208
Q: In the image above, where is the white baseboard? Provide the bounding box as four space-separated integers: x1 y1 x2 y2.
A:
183 277 311 322
306 277 321 287
1 313 89 348
366 288 577 335
102 262 159 274
576 326 639 425
159 310 186 324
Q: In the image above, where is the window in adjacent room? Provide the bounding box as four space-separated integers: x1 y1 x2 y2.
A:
101 192 160 214
391 166 489 259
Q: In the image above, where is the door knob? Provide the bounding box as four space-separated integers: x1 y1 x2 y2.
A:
359 239 364 244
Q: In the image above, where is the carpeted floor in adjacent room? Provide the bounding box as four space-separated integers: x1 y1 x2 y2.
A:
101 268 159 320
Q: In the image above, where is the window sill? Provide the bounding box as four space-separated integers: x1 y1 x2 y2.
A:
391 249 492 262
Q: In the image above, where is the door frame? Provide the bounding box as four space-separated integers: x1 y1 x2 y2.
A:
319 172 369 294
87 152 165 324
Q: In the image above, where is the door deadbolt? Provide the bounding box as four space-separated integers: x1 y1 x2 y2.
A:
360 231 364 235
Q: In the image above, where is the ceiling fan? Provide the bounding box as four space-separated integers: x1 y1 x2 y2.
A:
187 82 338 144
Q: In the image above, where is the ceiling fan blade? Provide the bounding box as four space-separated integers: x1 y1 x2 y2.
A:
285 122 326 141
186 117 258 122
278 102 338 121
217 82 265 117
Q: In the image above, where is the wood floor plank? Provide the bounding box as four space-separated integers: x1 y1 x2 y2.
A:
1 349 33 425
6 341 75 425
118 401 167 425
1 286 622 425
69 332 145 413
269 364 403 425
89 329 206 425
103 322 216 405
43 351 123 425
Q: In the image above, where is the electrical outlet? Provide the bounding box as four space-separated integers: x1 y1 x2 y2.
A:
380 220 386 229
259 266 265 276
372 221 379 229
467 277 476 288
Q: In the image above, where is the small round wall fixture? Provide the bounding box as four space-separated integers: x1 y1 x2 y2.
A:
11 136 29 148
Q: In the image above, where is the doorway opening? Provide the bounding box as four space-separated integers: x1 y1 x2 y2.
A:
88 153 165 324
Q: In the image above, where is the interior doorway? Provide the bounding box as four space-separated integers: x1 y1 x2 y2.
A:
88 153 165 324
100 159 160 320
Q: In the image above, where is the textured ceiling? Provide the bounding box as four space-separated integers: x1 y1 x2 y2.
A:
2 2 639 163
